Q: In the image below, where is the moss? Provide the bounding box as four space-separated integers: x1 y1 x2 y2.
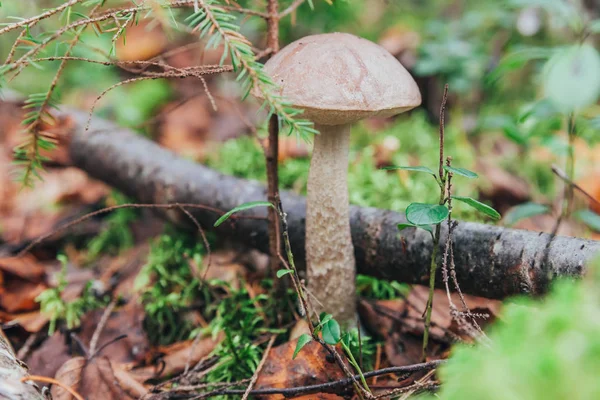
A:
422 260 600 400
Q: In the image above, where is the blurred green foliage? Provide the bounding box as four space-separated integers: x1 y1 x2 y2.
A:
85 192 138 260
422 258 600 400
208 111 483 220
36 254 110 334
135 230 206 345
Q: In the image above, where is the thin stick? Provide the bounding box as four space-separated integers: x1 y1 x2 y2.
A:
264 0 282 287
21 375 84 400
279 0 306 18
17 202 263 257
89 299 117 356
552 164 600 208
241 335 276 400
422 84 449 360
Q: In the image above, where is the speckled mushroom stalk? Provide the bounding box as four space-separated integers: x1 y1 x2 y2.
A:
305 123 356 326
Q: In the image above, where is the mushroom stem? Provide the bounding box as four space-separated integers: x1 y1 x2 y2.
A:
306 123 356 327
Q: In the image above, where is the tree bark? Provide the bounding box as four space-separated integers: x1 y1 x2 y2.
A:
59 108 600 300
0 330 46 400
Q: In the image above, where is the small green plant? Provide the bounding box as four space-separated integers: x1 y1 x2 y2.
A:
387 86 501 358
425 258 600 400
36 254 109 334
293 315 373 394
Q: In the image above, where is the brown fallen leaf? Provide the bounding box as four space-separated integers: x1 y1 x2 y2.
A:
79 302 149 365
289 319 311 341
373 135 401 168
116 20 167 62
0 278 46 313
477 160 530 214
51 356 142 400
0 256 46 281
378 25 420 60
255 338 350 400
99 245 150 298
200 249 248 289
513 212 580 236
0 310 49 333
359 285 502 343
128 334 220 382
158 96 212 159
278 136 309 162
26 332 72 378
577 170 600 216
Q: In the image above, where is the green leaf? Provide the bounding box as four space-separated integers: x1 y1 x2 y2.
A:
214 201 274 227
590 19 600 34
503 203 549 226
276 269 294 278
574 209 600 232
293 334 313 359
322 318 341 345
543 44 600 112
319 313 333 326
444 166 478 179
398 223 416 231
382 165 436 176
406 203 449 226
418 224 434 234
452 196 501 220
398 223 433 234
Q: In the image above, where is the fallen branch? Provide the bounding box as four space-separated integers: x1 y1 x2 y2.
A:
0 330 46 400
10 100 599 299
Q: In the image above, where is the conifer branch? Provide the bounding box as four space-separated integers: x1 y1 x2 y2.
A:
187 0 317 141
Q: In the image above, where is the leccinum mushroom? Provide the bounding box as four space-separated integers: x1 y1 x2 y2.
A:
261 33 421 326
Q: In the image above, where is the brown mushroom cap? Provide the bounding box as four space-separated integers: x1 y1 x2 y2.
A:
260 32 422 125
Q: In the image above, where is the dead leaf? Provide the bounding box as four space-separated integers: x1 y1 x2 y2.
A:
378 26 420 58
0 256 46 281
373 135 401 168
477 160 530 214
278 136 309 162
51 356 136 400
200 250 247 289
116 21 167 62
99 245 150 297
158 96 212 159
0 310 49 333
577 170 600 216
513 213 580 236
0 278 46 313
255 338 350 400
289 319 310 341
128 334 220 382
359 285 502 343
26 332 72 378
79 302 149 364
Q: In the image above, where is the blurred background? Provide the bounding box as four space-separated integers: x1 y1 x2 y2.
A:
1 0 599 235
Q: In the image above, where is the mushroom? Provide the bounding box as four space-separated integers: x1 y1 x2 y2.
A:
261 32 421 326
